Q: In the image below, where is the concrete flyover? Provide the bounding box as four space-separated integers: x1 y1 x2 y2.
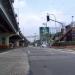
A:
0 0 29 48
9 32 30 48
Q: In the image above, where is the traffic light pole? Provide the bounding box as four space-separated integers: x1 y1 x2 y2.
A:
50 18 63 28
47 14 64 28
46 14 64 44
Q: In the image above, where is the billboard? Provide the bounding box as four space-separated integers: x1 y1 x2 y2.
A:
39 27 49 42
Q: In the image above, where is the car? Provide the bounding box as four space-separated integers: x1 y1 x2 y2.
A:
41 44 47 48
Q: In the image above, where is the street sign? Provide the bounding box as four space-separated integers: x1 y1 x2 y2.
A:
39 27 49 43
40 27 49 35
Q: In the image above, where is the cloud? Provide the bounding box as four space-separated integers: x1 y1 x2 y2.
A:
13 0 66 41
19 10 65 34
19 13 42 35
13 0 27 8
40 10 65 21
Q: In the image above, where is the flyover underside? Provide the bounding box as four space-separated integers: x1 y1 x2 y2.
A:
0 15 20 48
0 9 16 48
9 35 22 43
0 0 19 32
0 0 28 48
0 15 14 33
0 9 16 33
0 33 23 48
0 13 25 48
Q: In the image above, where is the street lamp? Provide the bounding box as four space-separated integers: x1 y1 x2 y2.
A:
72 16 74 27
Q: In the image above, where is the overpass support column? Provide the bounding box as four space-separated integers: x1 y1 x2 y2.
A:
13 40 20 48
5 36 9 47
15 41 19 47
22 43 25 47
0 34 9 48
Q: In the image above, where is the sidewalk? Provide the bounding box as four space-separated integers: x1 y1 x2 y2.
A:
0 48 30 75
0 48 11 53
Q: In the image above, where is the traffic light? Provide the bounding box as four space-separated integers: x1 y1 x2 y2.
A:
47 15 50 21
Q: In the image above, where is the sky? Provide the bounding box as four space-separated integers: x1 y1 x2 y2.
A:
13 0 75 41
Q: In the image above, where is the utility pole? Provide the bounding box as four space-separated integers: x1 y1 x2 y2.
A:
72 16 74 27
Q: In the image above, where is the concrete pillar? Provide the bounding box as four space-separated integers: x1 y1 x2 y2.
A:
22 43 25 47
5 36 9 46
19 41 25 47
0 34 9 48
15 41 19 47
0 37 2 45
20 43 25 47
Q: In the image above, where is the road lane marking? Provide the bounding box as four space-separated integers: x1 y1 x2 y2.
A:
28 51 30 54
0 51 9 54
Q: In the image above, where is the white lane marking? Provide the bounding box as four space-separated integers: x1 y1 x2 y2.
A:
0 51 9 55
28 51 30 54
57 50 75 54
50 53 56 55
47 49 75 54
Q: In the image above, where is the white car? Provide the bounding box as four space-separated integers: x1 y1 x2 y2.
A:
41 44 47 48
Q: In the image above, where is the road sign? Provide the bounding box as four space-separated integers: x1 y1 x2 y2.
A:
40 27 49 35
39 27 49 42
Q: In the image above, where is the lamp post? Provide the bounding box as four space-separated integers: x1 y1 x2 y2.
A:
72 16 74 27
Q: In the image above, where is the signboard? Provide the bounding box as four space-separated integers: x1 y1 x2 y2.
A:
40 27 49 35
39 27 49 42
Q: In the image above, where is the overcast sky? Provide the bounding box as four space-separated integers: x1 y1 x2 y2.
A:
13 0 75 41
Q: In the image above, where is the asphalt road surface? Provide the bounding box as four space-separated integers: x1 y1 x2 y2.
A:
0 47 75 75
27 47 75 75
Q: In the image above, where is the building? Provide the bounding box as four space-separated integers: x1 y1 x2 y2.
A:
54 22 75 42
65 22 75 41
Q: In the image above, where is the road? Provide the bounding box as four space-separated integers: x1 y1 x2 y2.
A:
27 47 75 75
0 47 75 75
